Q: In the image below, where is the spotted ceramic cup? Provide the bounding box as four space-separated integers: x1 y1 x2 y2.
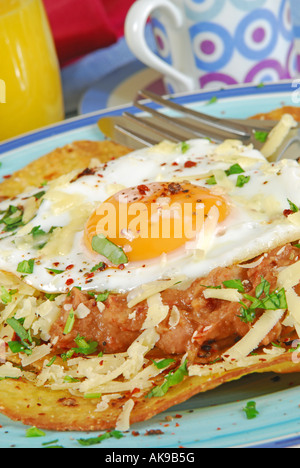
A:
125 0 297 93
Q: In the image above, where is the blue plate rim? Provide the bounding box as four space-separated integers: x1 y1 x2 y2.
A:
0 79 297 155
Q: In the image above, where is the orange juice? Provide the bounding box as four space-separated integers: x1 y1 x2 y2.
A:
0 0 64 141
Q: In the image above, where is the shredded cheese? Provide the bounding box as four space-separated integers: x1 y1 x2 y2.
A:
261 114 298 161
277 260 300 290
127 275 186 308
115 398 134 431
223 309 285 362
142 293 169 329
203 288 243 302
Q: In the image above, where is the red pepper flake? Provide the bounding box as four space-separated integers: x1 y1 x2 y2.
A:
175 414 182 418
66 278 74 286
184 161 197 168
132 431 140 437
3 174 11 179
137 184 150 195
66 264 74 270
84 272 95 279
283 209 295 217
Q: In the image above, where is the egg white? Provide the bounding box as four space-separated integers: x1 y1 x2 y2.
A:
0 138 300 294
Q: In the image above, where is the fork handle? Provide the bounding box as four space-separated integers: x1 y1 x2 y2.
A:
125 0 195 92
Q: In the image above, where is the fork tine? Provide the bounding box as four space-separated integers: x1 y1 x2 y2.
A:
137 89 254 139
123 111 224 142
131 99 237 143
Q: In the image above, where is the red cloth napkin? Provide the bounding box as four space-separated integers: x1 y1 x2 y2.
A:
43 0 136 66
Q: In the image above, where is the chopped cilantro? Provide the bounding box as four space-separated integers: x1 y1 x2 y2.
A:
206 175 217 185
236 174 250 187
0 286 17 304
287 199 299 213
30 225 46 237
243 401 259 419
7 317 33 355
225 164 244 176
181 141 190 153
207 96 218 105
152 358 175 369
92 234 128 266
61 334 98 360
91 261 105 272
45 293 60 301
223 279 245 293
17 258 35 274
96 291 109 302
63 308 75 335
46 267 65 275
147 359 188 398
83 393 102 399
33 190 46 200
77 430 123 446
254 130 269 143
238 276 287 324
0 205 24 231
26 426 46 438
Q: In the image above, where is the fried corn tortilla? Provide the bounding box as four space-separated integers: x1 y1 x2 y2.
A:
0 140 132 198
1 108 300 433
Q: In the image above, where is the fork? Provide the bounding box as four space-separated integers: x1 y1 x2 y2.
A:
109 89 300 161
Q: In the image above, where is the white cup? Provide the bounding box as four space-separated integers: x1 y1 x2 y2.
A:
125 0 297 93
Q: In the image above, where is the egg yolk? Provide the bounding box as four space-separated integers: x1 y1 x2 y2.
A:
84 182 229 263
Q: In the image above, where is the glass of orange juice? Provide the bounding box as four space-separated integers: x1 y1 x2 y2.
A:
0 0 64 141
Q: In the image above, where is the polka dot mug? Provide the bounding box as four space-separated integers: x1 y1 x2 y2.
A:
125 0 297 93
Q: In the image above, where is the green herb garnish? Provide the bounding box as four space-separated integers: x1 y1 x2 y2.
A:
17 258 35 274
0 205 24 231
206 175 217 185
90 262 105 272
0 286 17 304
152 358 176 369
77 430 123 447
243 401 259 419
63 308 75 335
26 426 46 438
61 334 98 360
92 234 128 266
181 141 190 154
254 131 269 143
7 317 33 355
147 359 188 398
287 199 299 213
225 164 244 176
238 276 287 324
96 291 109 302
207 96 218 105
236 174 250 187
223 279 245 293
46 268 65 275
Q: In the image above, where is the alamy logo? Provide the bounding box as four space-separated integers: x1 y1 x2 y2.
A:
0 79 6 103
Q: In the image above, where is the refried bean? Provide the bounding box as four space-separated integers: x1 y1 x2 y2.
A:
49 243 299 363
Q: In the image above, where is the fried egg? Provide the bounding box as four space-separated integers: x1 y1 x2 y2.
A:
1 138 300 294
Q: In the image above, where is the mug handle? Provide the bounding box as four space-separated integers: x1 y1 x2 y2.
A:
125 0 195 92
